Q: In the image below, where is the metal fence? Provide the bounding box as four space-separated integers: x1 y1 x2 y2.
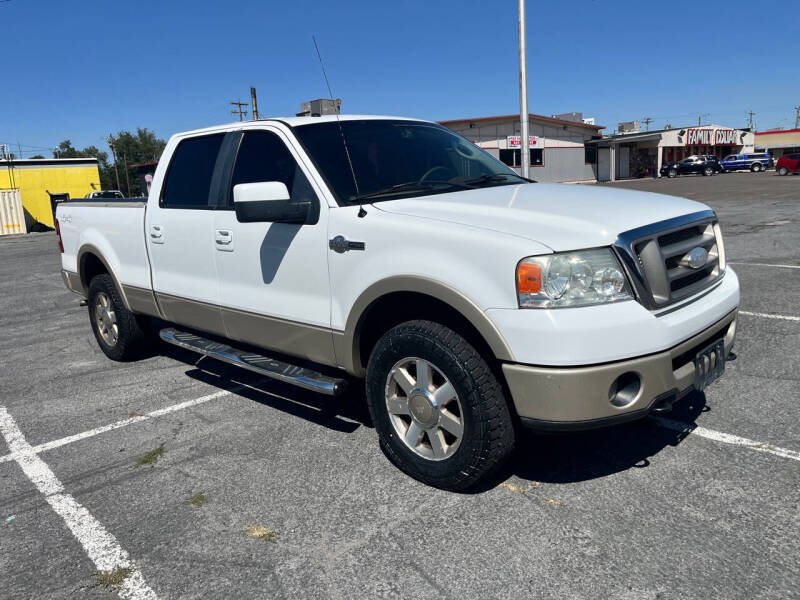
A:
0 189 27 235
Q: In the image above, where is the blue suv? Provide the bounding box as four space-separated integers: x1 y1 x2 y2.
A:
720 152 773 172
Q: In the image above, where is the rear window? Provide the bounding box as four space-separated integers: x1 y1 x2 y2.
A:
161 134 225 208
749 154 766 159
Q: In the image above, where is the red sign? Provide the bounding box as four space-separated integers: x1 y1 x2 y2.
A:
507 135 543 148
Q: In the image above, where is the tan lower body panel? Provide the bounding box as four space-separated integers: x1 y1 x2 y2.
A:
61 270 82 295
154 293 337 367
122 285 161 317
503 310 737 426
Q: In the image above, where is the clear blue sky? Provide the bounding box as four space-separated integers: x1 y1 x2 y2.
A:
1 0 797 157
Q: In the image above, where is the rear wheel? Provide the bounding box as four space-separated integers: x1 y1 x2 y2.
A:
366 320 515 491
778 166 789 176
751 162 762 172
88 274 149 361
703 166 713 176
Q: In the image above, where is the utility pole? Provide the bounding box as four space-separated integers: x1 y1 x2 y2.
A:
794 106 800 129
250 87 260 120
122 155 131 197
643 117 653 131
230 100 248 121
517 0 530 179
107 135 121 192
747 110 755 131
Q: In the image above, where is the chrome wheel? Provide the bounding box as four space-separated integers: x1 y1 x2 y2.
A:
385 357 464 461
94 292 118 346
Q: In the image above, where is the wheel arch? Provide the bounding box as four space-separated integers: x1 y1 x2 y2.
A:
336 276 514 377
77 245 132 310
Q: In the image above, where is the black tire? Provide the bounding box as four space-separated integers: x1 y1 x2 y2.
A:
703 166 713 176
366 320 515 491
751 163 762 172
668 168 678 178
87 273 148 361
778 167 788 176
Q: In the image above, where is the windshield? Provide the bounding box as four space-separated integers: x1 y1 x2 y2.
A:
292 119 528 204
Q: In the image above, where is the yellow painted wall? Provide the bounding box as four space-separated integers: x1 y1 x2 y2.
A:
0 163 100 228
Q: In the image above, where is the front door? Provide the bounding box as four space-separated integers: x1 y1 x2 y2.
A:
213 127 335 366
146 133 226 335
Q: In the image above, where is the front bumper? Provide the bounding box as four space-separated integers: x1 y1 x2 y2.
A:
503 309 737 431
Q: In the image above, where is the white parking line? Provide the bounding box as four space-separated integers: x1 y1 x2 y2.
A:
739 310 800 322
0 406 159 600
730 262 800 270
0 389 233 465
651 416 800 462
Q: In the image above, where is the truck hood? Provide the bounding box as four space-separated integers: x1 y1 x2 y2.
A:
372 183 708 251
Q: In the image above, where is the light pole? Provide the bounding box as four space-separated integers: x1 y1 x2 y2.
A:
518 0 530 179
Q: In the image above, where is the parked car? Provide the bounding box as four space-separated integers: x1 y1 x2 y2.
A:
84 190 125 199
719 152 772 172
660 155 718 177
775 153 800 176
702 155 724 173
55 115 739 490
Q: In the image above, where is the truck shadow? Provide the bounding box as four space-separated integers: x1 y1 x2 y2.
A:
160 345 371 434
159 343 709 491
503 391 709 488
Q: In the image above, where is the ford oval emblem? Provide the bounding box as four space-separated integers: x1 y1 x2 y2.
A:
683 247 709 269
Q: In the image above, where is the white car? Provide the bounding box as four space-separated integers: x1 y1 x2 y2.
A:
56 115 739 490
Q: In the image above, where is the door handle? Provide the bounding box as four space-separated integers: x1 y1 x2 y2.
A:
215 229 234 251
329 235 366 254
150 225 164 244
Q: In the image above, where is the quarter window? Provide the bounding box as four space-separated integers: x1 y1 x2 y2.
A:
161 134 225 208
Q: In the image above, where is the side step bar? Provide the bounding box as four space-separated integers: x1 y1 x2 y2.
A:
159 328 347 396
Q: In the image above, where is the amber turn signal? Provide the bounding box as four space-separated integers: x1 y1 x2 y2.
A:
517 262 542 294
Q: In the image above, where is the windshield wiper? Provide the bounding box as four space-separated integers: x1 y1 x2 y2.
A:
350 180 470 203
463 173 528 186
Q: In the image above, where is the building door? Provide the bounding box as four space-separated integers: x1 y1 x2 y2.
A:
598 148 610 181
618 147 630 178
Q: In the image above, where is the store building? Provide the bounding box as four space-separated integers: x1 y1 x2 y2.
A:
754 129 800 161
586 125 755 181
0 157 100 228
438 113 604 183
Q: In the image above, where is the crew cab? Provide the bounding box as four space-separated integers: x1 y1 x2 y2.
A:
56 116 740 490
720 152 772 172
660 155 718 177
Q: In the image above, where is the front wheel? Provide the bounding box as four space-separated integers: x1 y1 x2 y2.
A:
668 168 678 178
88 274 149 361
778 167 789 176
366 320 515 491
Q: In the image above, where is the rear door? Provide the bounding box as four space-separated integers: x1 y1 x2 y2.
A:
212 127 336 365
145 132 227 335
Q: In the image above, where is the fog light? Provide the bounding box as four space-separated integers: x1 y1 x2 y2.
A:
609 372 642 408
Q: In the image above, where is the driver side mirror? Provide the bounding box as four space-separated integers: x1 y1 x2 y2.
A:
233 182 311 224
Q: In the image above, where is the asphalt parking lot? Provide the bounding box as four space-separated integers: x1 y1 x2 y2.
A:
1 171 798 599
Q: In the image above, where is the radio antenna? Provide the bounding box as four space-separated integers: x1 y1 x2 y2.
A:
312 35 360 197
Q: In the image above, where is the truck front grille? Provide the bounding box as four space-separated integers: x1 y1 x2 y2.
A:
614 210 725 310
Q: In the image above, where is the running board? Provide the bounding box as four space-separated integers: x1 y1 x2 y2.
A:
159 327 347 396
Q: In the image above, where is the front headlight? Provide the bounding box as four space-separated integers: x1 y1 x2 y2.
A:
516 248 633 308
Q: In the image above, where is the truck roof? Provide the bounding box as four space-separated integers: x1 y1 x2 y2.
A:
176 115 427 137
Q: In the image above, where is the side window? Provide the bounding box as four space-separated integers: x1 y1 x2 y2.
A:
229 130 318 210
161 134 225 208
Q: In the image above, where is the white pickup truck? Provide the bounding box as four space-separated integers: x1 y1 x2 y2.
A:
57 115 739 490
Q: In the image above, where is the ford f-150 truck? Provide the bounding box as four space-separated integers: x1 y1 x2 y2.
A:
56 115 739 490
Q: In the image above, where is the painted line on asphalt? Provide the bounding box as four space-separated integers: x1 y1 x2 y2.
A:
730 262 800 270
739 310 800 322
0 389 233 465
0 406 159 600
651 416 800 462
